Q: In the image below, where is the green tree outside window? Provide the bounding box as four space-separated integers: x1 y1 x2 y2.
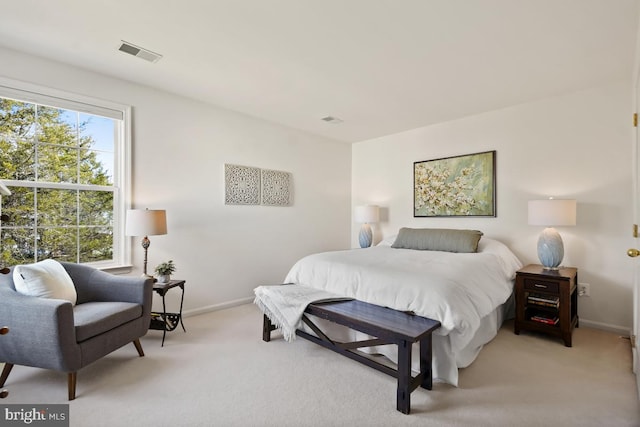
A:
0 98 116 265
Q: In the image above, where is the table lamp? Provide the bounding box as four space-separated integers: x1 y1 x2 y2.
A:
355 205 380 248
528 198 576 270
125 209 167 278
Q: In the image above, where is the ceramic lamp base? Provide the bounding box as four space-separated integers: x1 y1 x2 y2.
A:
537 227 564 270
359 223 373 248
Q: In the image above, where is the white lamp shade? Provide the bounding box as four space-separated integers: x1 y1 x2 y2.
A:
528 199 576 226
125 209 168 236
354 205 380 224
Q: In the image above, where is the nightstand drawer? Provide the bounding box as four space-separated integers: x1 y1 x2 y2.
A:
523 278 559 293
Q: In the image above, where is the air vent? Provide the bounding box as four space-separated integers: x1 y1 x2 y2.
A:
321 116 344 124
118 41 163 63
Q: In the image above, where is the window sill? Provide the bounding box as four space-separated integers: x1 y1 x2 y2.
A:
98 264 133 275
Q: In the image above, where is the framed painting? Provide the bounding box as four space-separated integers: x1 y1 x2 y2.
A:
414 150 496 217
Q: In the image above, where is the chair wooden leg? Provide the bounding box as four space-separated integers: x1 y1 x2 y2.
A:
68 372 76 401
0 363 13 387
133 338 145 357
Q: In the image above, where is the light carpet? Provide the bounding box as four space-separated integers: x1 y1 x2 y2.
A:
2 303 639 426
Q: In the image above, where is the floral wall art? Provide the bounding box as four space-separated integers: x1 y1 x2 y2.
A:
261 169 291 206
413 150 496 217
225 164 261 205
224 164 292 206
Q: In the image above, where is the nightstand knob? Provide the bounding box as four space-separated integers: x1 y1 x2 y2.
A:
627 248 640 258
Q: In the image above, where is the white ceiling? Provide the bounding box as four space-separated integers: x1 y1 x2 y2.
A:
0 0 637 143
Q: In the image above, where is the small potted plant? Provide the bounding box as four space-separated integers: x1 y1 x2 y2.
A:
154 260 176 283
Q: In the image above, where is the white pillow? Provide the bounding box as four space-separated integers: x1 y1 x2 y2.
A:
377 234 397 246
13 259 77 305
477 238 524 280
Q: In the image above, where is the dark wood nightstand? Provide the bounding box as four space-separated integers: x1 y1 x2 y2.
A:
514 264 578 347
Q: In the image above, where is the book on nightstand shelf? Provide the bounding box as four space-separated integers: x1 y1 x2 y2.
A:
530 313 559 325
527 293 559 309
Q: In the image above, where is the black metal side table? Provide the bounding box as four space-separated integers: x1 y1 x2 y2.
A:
149 279 186 346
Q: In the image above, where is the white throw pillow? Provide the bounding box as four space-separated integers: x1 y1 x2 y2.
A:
13 259 77 305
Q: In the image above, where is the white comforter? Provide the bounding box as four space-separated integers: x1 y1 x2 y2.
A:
283 237 522 384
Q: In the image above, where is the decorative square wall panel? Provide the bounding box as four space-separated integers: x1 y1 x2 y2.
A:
225 164 261 205
261 169 291 206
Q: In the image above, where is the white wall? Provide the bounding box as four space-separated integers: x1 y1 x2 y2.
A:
353 80 634 332
1 45 633 332
0 46 352 313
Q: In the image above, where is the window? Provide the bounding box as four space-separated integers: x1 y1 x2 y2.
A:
0 80 130 268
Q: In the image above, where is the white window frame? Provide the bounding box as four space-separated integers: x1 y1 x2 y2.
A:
0 76 132 271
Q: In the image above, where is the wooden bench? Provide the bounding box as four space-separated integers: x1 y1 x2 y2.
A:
262 299 441 414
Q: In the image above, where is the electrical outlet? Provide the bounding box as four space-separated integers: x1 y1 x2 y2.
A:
578 283 590 297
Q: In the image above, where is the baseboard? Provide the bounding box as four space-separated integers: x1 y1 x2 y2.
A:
579 318 630 336
182 296 254 318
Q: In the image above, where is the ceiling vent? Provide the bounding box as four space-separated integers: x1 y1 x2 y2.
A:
118 41 163 63
321 116 344 124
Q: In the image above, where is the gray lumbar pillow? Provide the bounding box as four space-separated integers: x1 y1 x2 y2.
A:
391 228 483 253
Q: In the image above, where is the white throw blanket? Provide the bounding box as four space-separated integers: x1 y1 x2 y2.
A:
254 284 350 342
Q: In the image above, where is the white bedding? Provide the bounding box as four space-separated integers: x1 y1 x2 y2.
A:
283 237 522 386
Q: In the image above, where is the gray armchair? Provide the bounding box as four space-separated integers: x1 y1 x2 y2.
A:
0 262 153 400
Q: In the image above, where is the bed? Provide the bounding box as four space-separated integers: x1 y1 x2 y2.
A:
282 229 523 386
